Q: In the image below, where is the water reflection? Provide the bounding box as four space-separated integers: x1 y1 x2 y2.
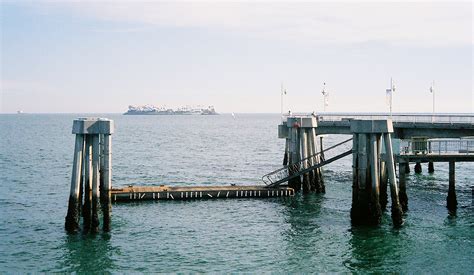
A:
59 233 116 273
344 218 405 273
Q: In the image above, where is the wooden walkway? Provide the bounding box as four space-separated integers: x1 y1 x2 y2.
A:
111 185 295 202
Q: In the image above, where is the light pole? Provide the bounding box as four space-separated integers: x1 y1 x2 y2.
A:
281 83 287 121
321 82 329 112
430 81 435 122
385 78 396 117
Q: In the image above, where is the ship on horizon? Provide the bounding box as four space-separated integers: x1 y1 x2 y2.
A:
124 105 218 115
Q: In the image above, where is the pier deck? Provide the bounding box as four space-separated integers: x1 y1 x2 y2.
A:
111 185 295 202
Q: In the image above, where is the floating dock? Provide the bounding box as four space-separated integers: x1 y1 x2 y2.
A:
111 185 295 202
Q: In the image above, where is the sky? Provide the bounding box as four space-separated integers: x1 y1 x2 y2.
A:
0 1 473 114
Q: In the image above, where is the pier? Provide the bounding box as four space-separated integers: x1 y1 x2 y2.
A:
65 114 474 233
273 113 474 225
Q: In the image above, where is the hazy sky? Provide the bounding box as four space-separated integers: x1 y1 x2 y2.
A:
1 1 473 113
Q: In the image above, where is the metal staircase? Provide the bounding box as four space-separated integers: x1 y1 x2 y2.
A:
262 138 353 188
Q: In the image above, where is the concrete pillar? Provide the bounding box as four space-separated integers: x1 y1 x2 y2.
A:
414 162 422 174
306 129 316 192
300 129 311 193
369 134 382 224
405 162 410 173
65 134 84 233
82 136 92 233
428 162 434 173
288 127 301 192
447 161 457 212
384 133 404 226
398 163 408 211
379 160 388 210
283 138 289 166
101 134 112 231
67 118 114 234
91 135 100 233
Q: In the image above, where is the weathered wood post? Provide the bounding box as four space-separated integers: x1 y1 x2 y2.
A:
447 161 457 212
350 120 402 226
66 118 114 234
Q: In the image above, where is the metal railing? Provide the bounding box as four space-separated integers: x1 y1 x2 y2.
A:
283 113 474 124
262 137 353 187
400 139 474 155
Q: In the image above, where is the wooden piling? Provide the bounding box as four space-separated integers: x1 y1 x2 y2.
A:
65 134 84 233
91 135 100 233
384 133 403 226
398 162 408 211
447 161 457 212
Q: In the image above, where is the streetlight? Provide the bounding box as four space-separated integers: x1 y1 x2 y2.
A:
385 78 396 117
281 82 287 121
430 81 435 122
321 82 329 112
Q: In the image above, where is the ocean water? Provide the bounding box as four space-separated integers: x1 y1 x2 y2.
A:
0 114 472 273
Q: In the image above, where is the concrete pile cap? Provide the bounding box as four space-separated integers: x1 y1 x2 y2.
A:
286 116 317 128
350 119 393 133
72 117 114 134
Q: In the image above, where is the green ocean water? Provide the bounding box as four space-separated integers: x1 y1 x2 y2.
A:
0 114 472 273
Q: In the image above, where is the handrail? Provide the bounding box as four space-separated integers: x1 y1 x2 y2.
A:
400 139 474 155
262 137 353 186
282 113 474 124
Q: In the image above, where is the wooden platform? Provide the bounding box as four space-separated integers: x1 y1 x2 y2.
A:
111 185 295 202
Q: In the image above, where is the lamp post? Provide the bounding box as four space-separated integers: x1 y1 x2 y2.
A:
430 81 435 122
281 83 287 121
386 78 396 117
321 82 329 112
